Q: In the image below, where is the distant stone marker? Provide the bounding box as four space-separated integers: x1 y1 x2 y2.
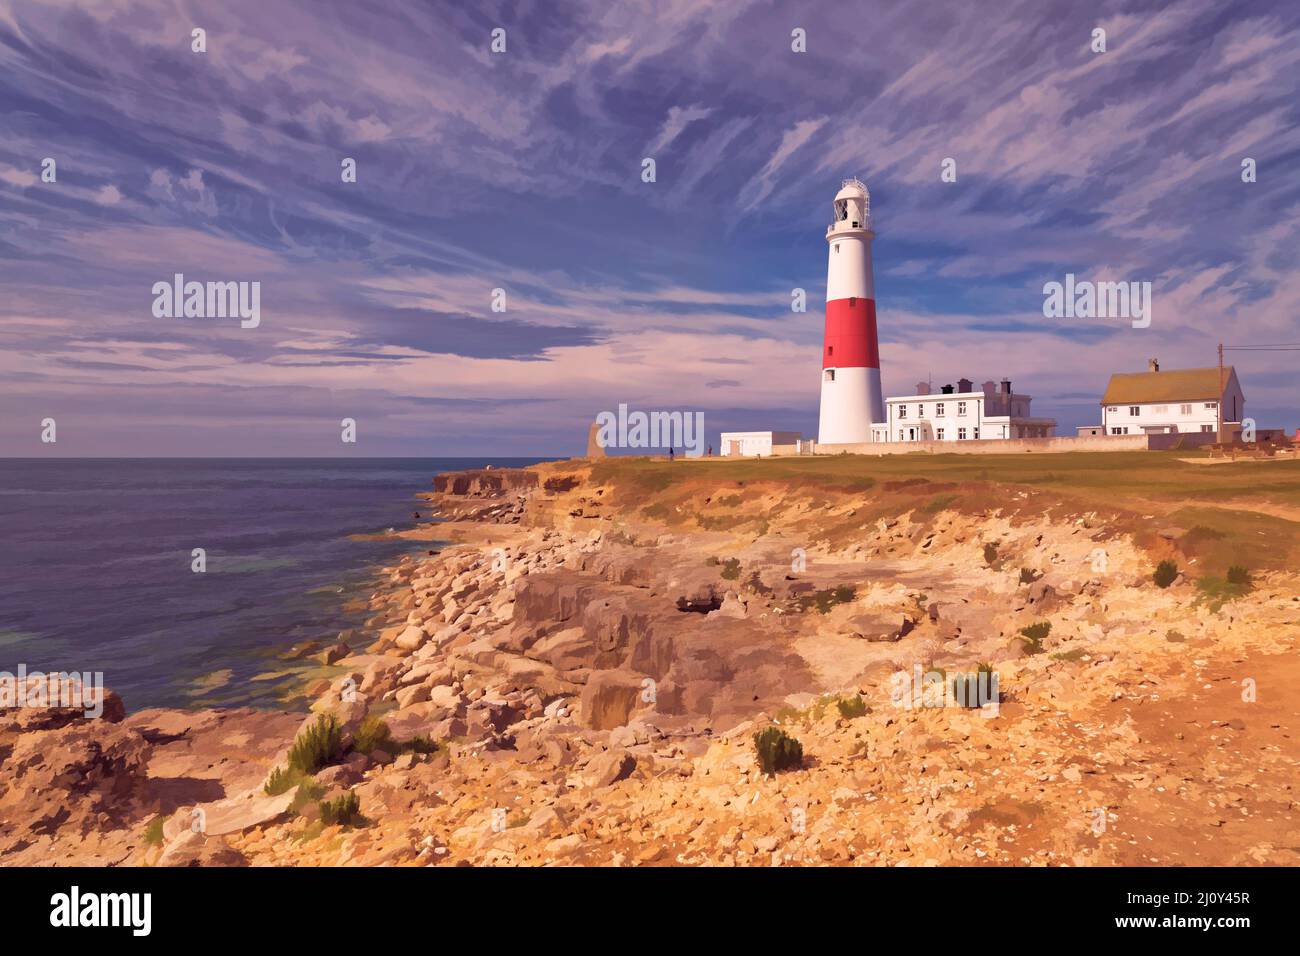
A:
586 421 606 458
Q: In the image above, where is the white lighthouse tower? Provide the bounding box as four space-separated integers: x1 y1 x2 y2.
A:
818 178 884 445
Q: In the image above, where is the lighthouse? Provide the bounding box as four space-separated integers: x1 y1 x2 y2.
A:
818 178 884 445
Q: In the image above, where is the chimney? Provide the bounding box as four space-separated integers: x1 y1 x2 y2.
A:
1148 358 1159 372
940 384 954 394
915 381 930 395
957 377 973 393
1001 378 1012 394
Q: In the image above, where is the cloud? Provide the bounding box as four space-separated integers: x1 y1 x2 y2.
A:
740 118 827 213
0 165 38 188
1 0 1297 455
646 104 714 154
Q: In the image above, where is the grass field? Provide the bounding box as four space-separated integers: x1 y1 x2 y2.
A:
581 451 1300 575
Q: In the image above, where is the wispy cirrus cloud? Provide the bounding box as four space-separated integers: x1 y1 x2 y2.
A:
1 0 1297 455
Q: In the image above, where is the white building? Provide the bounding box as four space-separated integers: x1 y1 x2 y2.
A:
880 378 1057 443
719 431 803 457
1099 360 1243 435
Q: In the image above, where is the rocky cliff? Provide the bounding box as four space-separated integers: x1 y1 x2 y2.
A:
5 455 1298 866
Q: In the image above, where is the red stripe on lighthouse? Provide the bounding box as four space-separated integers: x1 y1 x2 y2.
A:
822 297 879 369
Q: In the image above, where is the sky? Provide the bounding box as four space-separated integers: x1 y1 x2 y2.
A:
1 0 1298 457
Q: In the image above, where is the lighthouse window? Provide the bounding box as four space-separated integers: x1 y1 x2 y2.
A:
827 345 833 356
824 369 835 382
851 221 859 228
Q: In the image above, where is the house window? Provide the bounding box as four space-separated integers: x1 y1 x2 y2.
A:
958 428 967 440
1201 425 1213 432
1180 404 1192 415
936 403 945 416
936 428 945 440
973 428 979 439
824 369 835 382
1204 402 1217 410
957 402 967 416
899 405 907 418
898 430 904 441
1154 405 1168 414
1129 406 1140 416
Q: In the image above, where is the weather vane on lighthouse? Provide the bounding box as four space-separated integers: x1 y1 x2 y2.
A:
818 178 884 444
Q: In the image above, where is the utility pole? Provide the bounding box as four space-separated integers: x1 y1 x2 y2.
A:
1217 342 1225 442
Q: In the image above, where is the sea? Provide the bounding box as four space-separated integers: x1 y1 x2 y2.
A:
0 458 547 712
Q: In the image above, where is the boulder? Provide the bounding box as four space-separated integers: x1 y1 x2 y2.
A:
162 789 295 841
579 669 648 730
0 721 151 848
395 683 432 709
157 830 248 867
584 749 636 788
314 643 350 666
395 625 427 652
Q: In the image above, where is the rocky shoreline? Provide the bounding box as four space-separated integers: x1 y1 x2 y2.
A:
3 458 1297 866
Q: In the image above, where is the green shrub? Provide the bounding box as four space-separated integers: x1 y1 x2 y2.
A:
720 558 742 580
1195 573 1253 612
1018 620 1052 654
1153 560 1178 588
921 493 957 513
407 735 438 755
319 790 362 827
290 779 325 815
353 715 395 755
754 726 803 775
287 713 344 775
264 765 304 796
951 663 998 708
143 816 165 846
798 585 856 615
836 695 867 719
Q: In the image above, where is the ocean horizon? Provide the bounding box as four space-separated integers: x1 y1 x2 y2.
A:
0 457 551 711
